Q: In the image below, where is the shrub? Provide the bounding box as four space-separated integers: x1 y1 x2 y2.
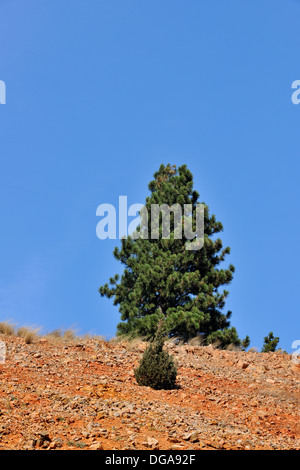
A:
134 320 177 390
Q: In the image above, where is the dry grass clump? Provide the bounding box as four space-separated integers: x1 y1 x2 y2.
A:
187 336 205 347
0 322 40 344
45 328 63 340
111 334 147 352
225 343 244 351
0 321 16 336
45 327 79 344
16 326 40 344
62 328 77 342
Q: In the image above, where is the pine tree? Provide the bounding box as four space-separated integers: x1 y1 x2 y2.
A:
261 332 279 353
99 163 249 348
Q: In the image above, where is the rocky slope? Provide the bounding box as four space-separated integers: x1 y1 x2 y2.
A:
0 333 299 450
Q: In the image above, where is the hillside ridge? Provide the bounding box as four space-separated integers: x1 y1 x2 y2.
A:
0 333 299 450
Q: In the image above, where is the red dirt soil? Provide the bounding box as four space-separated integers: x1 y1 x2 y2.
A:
0 334 299 450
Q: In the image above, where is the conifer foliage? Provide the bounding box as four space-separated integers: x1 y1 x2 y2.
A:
99 163 249 348
261 332 279 353
134 318 177 390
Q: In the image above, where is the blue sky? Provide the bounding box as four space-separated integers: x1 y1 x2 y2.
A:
0 0 299 352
